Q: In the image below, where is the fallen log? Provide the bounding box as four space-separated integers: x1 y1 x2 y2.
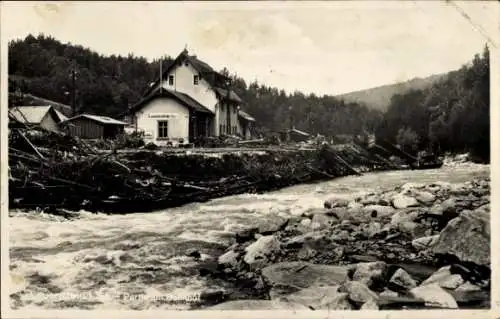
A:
305 165 335 178
17 130 46 160
333 152 362 176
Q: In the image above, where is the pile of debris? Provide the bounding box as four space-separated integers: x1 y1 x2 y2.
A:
8 127 398 214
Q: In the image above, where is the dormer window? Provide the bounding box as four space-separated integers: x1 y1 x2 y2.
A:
168 75 174 86
194 75 199 85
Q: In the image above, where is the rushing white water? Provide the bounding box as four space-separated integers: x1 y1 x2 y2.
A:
9 164 489 310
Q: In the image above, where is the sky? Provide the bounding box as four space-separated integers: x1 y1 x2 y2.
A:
1 1 498 95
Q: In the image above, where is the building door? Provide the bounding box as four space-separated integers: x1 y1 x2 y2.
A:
196 116 207 137
189 114 196 142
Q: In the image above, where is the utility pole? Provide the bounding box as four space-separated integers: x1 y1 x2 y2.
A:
308 105 312 134
70 69 77 116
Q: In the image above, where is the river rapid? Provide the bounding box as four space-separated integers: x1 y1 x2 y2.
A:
9 163 489 310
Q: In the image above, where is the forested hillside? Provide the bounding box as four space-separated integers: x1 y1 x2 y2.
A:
8 34 382 137
8 34 173 116
336 73 448 112
376 45 490 162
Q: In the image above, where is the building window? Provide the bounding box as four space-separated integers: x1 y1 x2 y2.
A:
168 75 174 86
158 120 168 139
220 104 224 112
219 124 223 134
193 75 199 85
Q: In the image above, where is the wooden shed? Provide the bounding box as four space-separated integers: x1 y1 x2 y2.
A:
60 114 127 139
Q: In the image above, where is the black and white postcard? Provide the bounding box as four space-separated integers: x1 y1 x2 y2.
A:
1 1 498 318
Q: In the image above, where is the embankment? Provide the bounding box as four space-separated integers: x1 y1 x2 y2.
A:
9 128 394 214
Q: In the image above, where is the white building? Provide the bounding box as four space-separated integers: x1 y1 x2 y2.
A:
126 49 256 146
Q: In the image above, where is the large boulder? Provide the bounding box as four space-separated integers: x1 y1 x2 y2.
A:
351 261 388 288
413 190 436 205
257 217 289 235
243 235 280 268
430 198 459 217
389 268 417 290
342 281 379 304
262 262 348 290
207 299 309 310
278 285 352 310
218 250 240 268
410 283 458 309
421 266 464 290
392 194 419 209
433 210 490 266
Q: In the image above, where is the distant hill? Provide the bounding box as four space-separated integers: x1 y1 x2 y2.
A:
336 73 449 111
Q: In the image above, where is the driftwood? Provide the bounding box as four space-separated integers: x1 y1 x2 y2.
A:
8 128 405 214
17 130 45 160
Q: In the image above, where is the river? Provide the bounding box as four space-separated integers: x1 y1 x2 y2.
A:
9 163 489 310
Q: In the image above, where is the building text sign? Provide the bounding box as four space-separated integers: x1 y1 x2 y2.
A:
148 113 178 119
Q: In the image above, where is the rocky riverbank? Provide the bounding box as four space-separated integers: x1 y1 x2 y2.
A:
197 177 490 310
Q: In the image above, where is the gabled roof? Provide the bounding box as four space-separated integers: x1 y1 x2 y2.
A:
54 109 69 122
214 87 243 104
238 110 256 122
129 87 214 115
188 54 217 74
143 49 242 104
62 114 128 125
9 105 65 124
